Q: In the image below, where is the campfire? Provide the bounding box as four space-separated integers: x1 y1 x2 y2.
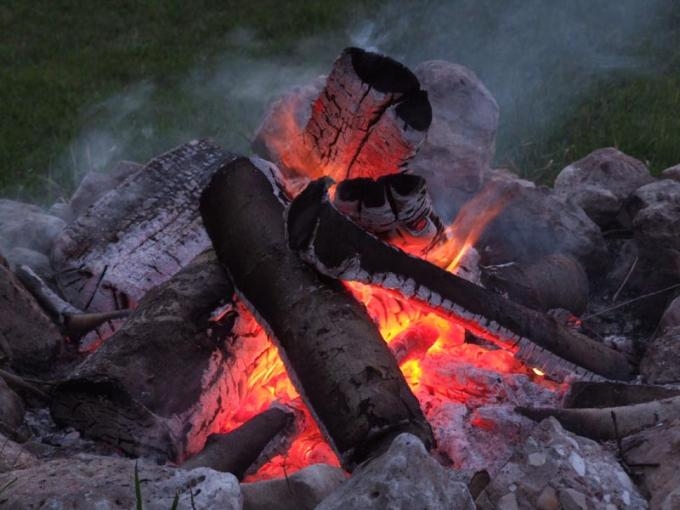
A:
2 47 679 508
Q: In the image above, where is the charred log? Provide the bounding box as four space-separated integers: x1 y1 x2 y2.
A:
200 157 434 470
182 406 295 479
562 381 680 408
51 250 243 462
286 179 635 381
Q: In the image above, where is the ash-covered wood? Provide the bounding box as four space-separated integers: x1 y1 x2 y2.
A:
181 406 295 479
51 250 249 462
286 179 635 382
200 157 434 470
277 47 431 182
50 140 234 325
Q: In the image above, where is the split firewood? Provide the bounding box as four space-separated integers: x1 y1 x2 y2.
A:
563 381 680 409
200 157 434 470
182 405 295 479
518 395 680 440
260 47 431 182
285 178 635 382
50 250 266 462
51 140 234 327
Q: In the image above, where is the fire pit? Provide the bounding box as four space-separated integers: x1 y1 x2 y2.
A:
1 47 679 509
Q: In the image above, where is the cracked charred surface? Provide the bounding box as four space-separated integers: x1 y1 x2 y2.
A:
50 140 234 324
200 157 434 470
286 179 636 382
50 250 263 462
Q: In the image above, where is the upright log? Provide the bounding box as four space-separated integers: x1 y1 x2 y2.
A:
200 157 433 469
286 179 636 382
51 250 264 462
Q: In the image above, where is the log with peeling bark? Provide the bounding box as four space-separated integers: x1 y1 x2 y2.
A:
50 140 234 329
51 250 268 462
285 178 636 382
182 406 295 479
518 394 680 440
260 47 431 182
199 157 434 470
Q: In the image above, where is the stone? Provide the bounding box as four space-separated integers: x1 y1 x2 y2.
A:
0 377 28 442
659 295 680 334
69 160 143 219
0 199 66 254
554 147 653 227
241 464 346 510
316 433 474 510
0 432 38 473
0 454 242 510
3 247 53 281
0 262 62 373
497 492 519 510
48 201 75 223
624 419 680 509
476 418 647 509
476 182 608 274
661 163 680 182
640 326 680 384
484 167 536 189
408 60 500 222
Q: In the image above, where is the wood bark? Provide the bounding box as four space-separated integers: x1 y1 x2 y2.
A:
265 47 431 182
199 157 434 470
181 406 295 479
286 179 636 382
51 250 265 462
50 140 234 330
562 381 680 408
518 395 680 440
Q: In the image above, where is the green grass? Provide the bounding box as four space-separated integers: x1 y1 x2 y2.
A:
2 1 680 202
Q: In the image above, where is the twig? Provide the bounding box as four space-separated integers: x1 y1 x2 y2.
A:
612 256 638 303
582 282 680 322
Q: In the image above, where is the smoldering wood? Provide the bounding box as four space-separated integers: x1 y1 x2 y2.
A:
286 179 635 382
181 406 295 479
562 381 680 409
51 250 247 462
480 254 589 315
517 395 680 440
51 140 234 324
276 47 431 182
200 157 434 470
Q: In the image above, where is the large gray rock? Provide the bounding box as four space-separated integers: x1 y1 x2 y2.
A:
3 247 53 281
626 179 680 281
659 295 680 334
0 455 242 509
316 433 474 510
640 327 680 384
241 464 346 510
476 417 646 509
0 432 37 474
0 377 28 442
476 182 608 274
409 60 500 221
661 163 680 182
0 199 66 254
69 160 143 219
554 148 653 227
0 261 62 373
624 419 680 510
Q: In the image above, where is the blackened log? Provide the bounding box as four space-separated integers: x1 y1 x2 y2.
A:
51 140 234 330
200 157 433 470
266 48 431 182
50 250 263 462
286 179 635 382
181 406 295 479
563 381 680 408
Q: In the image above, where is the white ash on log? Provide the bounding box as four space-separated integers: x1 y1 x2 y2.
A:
182 405 295 479
286 178 635 382
51 250 256 462
255 47 431 182
50 140 234 332
199 157 434 470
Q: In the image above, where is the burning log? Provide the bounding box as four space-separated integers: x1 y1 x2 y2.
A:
182 405 295 479
51 140 234 327
517 395 680 440
259 47 431 182
51 250 248 461
199 157 434 469
286 178 635 381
